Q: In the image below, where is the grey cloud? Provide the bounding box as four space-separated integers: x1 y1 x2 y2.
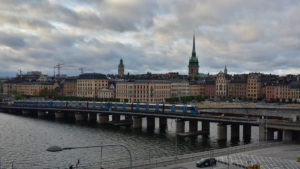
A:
0 0 300 76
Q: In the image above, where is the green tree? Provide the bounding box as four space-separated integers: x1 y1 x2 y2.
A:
13 91 24 100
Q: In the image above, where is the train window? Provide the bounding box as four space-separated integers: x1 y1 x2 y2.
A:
122 102 126 110
171 105 176 112
155 104 159 112
183 105 187 113
114 102 118 109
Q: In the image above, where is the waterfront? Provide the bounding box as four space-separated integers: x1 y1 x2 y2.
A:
0 112 259 169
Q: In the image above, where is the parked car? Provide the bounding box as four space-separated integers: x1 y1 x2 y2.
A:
196 158 216 168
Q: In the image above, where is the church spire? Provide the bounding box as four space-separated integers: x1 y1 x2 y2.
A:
192 34 196 57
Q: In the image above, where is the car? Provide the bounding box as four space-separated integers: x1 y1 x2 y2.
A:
196 158 216 168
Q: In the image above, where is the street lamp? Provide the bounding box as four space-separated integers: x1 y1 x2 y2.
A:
47 144 133 169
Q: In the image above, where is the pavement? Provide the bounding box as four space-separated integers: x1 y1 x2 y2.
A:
155 144 300 169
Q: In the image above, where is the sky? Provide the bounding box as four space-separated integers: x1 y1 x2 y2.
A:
0 0 300 77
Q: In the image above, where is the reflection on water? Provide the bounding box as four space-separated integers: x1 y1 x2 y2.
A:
0 112 259 168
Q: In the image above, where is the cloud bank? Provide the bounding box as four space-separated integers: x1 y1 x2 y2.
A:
0 0 299 76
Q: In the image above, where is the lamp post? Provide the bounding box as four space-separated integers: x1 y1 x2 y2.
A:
47 144 132 169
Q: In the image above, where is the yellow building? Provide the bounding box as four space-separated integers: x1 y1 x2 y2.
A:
16 82 57 96
77 73 108 98
98 83 115 98
247 73 262 100
3 81 17 96
116 80 171 103
62 78 77 96
189 84 202 96
171 81 189 97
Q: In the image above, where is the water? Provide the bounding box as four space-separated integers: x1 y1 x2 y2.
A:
0 112 259 168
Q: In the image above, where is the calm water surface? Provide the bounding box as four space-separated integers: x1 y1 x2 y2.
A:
0 112 259 168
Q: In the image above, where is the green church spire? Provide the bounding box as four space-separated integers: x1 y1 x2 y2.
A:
189 34 199 66
192 34 196 57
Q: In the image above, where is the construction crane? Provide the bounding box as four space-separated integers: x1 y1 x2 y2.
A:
79 67 86 74
54 63 64 80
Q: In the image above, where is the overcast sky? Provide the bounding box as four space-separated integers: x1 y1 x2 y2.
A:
0 0 299 77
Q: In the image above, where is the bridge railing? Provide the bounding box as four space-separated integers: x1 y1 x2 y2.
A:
86 141 283 169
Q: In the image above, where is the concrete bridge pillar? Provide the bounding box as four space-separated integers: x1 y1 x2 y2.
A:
159 117 167 131
283 130 293 143
37 111 46 118
133 116 142 129
22 110 32 116
243 124 251 140
189 120 198 133
112 114 120 122
259 123 266 141
202 121 210 135
55 111 65 119
217 123 227 141
88 113 97 122
147 117 155 130
267 129 275 141
125 115 132 121
97 114 109 124
176 119 185 134
231 124 240 140
277 130 283 141
75 112 87 121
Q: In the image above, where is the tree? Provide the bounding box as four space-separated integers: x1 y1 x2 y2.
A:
39 88 58 98
13 91 24 100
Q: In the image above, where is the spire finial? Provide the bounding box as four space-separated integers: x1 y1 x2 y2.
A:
192 33 196 57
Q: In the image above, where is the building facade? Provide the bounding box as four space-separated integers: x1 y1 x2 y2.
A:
228 75 247 99
77 73 108 97
116 80 171 103
247 73 262 100
16 82 57 96
98 83 115 98
216 72 230 98
62 78 77 96
170 81 189 97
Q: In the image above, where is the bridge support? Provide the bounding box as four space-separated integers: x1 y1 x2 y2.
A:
231 124 240 141
55 112 64 119
22 110 31 116
277 130 283 141
267 129 274 141
176 119 185 134
243 124 251 140
202 121 210 136
147 117 155 130
75 113 86 121
88 113 97 122
112 115 120 122
159 117 167 131
283 130 293 143
125 115 132 121
259 123 266 141
133 116 142 129
189 120 198 133
97 114 109 124
37 111 46 118
217 123 227 141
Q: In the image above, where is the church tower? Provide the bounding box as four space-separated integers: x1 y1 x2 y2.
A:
188 34 199 79
224 65 227 75
118 59 124 76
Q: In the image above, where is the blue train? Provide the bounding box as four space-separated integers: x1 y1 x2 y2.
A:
13 100 198 114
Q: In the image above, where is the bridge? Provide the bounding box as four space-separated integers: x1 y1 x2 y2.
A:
0 102 300 143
